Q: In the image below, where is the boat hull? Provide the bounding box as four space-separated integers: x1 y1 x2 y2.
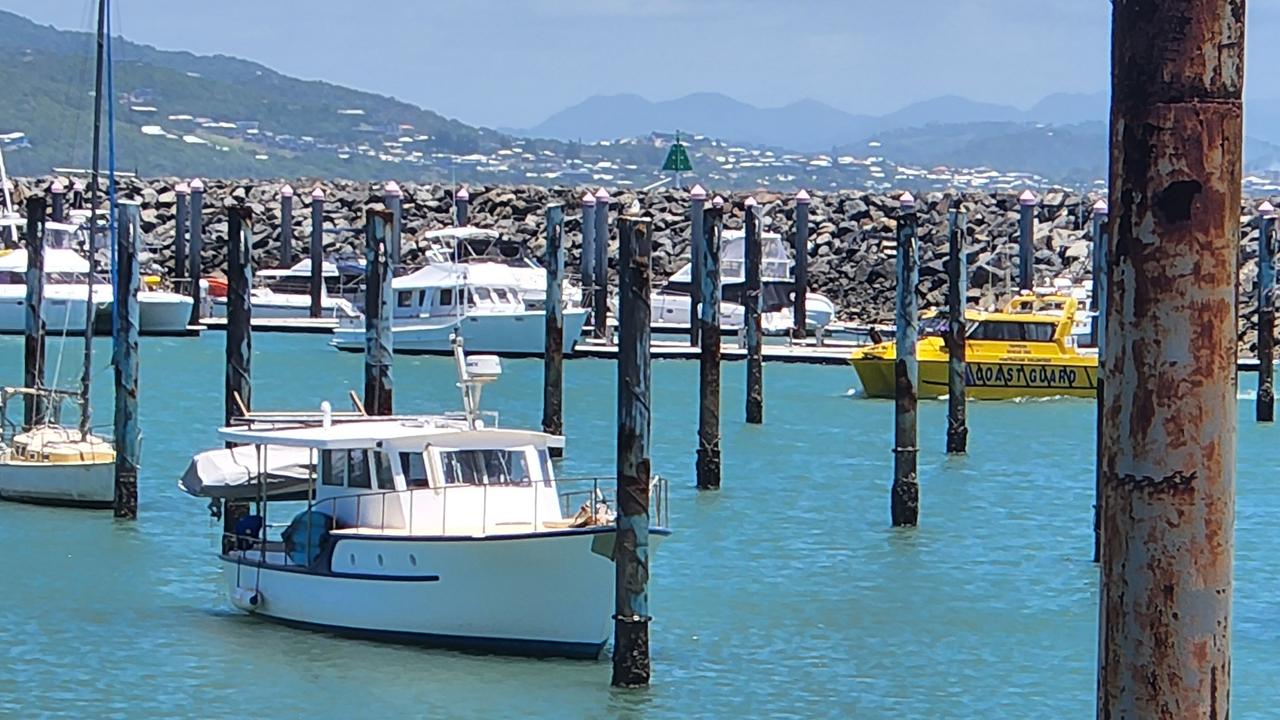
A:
331 308 589 356
852 357 1098 400
0 291 107 335
222 527 667 658
0 459 115 507
138 292 194 335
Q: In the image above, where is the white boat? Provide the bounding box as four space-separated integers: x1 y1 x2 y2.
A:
137 280 193 335
650 229 836 335
331 262 588 356
0 392 115 509
209 258 360 320
415 227 584 311
0 220 112 335
181 345 669 657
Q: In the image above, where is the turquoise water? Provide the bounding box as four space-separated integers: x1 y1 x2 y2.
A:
0 334 1275 718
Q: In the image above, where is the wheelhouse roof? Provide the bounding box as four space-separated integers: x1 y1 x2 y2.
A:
217 418 563 450
392 262 525 291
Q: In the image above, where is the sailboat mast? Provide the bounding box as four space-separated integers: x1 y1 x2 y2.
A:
81 0 107 437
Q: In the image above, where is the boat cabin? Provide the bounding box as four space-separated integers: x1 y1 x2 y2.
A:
389 264 527 320
255 259 350 297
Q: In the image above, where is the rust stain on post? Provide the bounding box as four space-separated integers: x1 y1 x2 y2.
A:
1099 1 1241 717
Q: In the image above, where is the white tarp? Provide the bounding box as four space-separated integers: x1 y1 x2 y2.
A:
178 444 314 499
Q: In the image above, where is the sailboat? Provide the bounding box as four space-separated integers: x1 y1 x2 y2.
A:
0 0 116 507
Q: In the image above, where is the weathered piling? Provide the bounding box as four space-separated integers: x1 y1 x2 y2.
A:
187 178 204 324
744 198 764 424
112 201 140 520
1257 202 1275 422
22 197 46 429
225 205 253 430
542 204 565 458
581 192 597 305
384 181 402 267
363 209 394 416
1092 198 1109 564
696 204 723 490
793 189 811 339
594 188 610 339
49 181 65 223
309 185 324 319
455 186 470 227
1018 190 1036 290
613 214 653 689
1098 0 1240 715
688 184 706 346
173 182 188 278
892 192 919 527
278 184 294 269
945 198 968 454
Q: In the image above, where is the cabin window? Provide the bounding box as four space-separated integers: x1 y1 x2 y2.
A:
347 451 371 488
474 287 492 302
0 271 20 283
321 450 372 487
321 450 343 486
399 451 430 488
493 288 510 303
968 321 1055 342
418 290 427 307
374 452 396 490
397 291 414 308
439 288 453 306
439 449 532 486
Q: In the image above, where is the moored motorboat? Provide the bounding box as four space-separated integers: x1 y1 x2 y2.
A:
181 344 669 657
849 292 1097 400
208 258 361 320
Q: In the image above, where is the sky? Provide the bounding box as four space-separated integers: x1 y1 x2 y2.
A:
2 1 1277 130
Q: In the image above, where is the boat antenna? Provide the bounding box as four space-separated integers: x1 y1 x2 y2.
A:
80 0 107 438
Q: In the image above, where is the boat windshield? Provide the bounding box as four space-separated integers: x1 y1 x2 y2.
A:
968 320 1056 342
439 448 533 486
920 316 949 338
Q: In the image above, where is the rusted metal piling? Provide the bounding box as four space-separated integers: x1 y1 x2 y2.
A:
225 205 253 430
580 192 597 319
613 215 653 688
594 188 611 340
542 204 566 458
744 198 764 424
793 189 811 340
892 192 919 527
696 204 723 490
1097 0 1241 715
112 201 140 519
49 181 65 223
945 197 968 454
309 185 324 319
278 184 294 269
455 186 470 227
363 209 394 416
1257 202 1275 422
1091 198 1109 564
187 178 205 324
1018 190 1037 290
22 197 46 429
384 181 402 267
688 185 706 346
173 182 188 278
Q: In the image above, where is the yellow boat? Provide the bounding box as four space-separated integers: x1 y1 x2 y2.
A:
849 294 1098 400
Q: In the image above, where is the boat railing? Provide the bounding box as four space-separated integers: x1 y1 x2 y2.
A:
225 474 668 567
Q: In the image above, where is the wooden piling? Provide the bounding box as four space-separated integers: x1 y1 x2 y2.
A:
945 197 968 454
542 204 565 458
225 205 253 430
112 201 140 519
455 186 470 227
594 188 610 340
1091 198 1109 563
580 192 597 320
1256 202 1275 422
1018 190 1037 291
688 185 706 346
187 178 204 324
49 181 65 223
22 197 46 429
744 198 764 424
309 185 324 319
613 215 653 688
384 181 402 267
173 182 188 279
892 192 919 527
793 189 811 339
1099 0 1240 714
696 205 723 490
278 184 294 269
363 209 394 416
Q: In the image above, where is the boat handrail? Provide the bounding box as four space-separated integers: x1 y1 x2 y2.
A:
223 474 669 566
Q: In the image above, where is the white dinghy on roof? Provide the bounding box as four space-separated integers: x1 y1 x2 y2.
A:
182 339 668 657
